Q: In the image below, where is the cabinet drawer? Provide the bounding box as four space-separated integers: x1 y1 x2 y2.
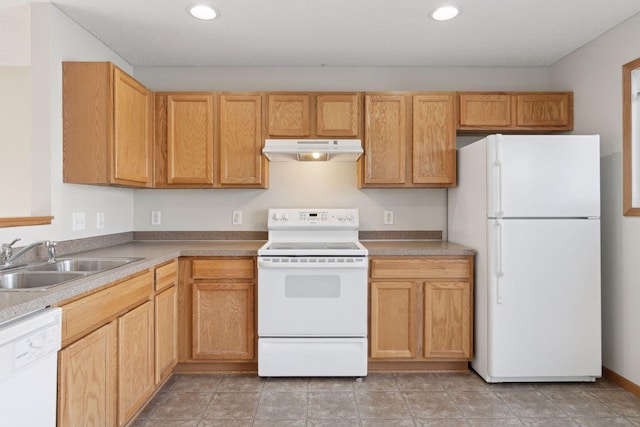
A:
370 257 470 279
155 259 177 292
59 270 153 346
192 258 255 280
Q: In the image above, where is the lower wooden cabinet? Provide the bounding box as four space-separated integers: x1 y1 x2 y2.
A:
155 285 178 383
369 256 473 364
56 269 158 427
58 321 117 427
177 257 257 369
118 301 154 426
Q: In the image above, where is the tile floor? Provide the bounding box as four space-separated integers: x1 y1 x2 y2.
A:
131 371 640 427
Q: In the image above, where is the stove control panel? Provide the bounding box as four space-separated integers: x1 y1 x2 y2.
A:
268 208 359 228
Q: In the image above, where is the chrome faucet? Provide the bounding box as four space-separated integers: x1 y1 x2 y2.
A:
1 239 58 269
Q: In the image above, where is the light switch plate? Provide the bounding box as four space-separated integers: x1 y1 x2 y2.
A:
232 210 243 225
72 212 86 231
151 211 162 225
384 210 394 225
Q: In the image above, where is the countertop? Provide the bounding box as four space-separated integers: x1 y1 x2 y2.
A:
0 239 474 324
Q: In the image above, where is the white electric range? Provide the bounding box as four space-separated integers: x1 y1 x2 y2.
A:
257 208 368 377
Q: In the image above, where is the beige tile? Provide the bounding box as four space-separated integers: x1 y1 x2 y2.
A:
308 420 362 427
150 392 212 420
361 420 416 427
264 377 309 392
309 377 356 391
629 417 640 426
395 373 444 391
308 391 358 419
217 374 265 392
403 391 463 418
438 372 490 391
520 418 580 426
449 390 514 418
136 391 169 419
467 419 524 426
496 390 567 417
255 391 308 419
356 391 411 419
159 374 181 391
172 374 223 393
355 373 400 391
202 392 260 419
144 421 200 427
574 418 637 426
590 390 640 417
252 420 307 427
543 390 619 417
198 421 252 427
414 419 471 426
128 420 147 427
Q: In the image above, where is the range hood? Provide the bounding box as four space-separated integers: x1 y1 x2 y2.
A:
262 139 363 162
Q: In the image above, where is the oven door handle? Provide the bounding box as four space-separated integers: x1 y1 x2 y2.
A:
258 259 368 269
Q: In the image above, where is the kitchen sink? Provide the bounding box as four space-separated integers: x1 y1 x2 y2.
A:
0 257 144 291
28 257 143 273
0 271 89 290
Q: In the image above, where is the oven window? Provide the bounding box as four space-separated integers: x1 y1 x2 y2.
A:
284 275 341 298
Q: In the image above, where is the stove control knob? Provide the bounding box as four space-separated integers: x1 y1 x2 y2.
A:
346 213 354 221
273 212 282 221
337 213 345 221
282 213 289 221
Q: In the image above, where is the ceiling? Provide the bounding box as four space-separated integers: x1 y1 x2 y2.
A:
13 0 640 67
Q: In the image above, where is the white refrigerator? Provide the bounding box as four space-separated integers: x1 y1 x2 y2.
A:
448 134 602 383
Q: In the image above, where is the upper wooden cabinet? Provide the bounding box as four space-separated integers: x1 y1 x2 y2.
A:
63 62 153 187
218 93 267 187
155 92 267 189
457 92 573 132
361 92 456 188
266 92 361 138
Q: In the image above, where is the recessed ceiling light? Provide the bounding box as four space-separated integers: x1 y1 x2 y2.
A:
188 4 219 21
430 6 460 21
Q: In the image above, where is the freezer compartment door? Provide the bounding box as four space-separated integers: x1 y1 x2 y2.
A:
487 134 600 218
486 219 601 380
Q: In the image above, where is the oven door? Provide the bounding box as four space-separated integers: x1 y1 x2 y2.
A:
257 256 368 337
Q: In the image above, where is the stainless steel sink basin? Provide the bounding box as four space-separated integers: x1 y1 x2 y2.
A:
28 257 143 272
0 257 144 291
0 271 89 290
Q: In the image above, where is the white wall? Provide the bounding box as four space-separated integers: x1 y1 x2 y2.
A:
133 66 551 233
0 67 30 216
550 13 640 385
0 3 136 246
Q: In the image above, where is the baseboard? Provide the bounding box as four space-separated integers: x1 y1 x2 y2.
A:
603 366 640 398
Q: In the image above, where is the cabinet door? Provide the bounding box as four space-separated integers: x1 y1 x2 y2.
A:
370 281 417 359
413 94 456 185
166 94 214 185
316 94 359 137
112 68 153 186
155 286 178 384
458 93 511 127
423 281 471 359
364 95 407 185
267 94 310 136
58 321 117 427
516 93 571 128
219 94 265 186
118 301 154 426
192 282 255 360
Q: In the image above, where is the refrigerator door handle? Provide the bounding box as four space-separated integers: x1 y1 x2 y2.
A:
491 137 504 217
495 220 504 304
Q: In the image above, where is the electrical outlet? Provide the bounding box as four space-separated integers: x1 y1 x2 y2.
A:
384 210 394 225
232 210 243 225
151 211 162 225
72 212 86 231
96 212 105 229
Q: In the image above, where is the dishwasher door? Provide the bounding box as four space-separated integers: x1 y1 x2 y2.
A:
0 307 62 427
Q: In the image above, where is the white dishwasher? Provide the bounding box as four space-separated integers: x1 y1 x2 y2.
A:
0 307 62 427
